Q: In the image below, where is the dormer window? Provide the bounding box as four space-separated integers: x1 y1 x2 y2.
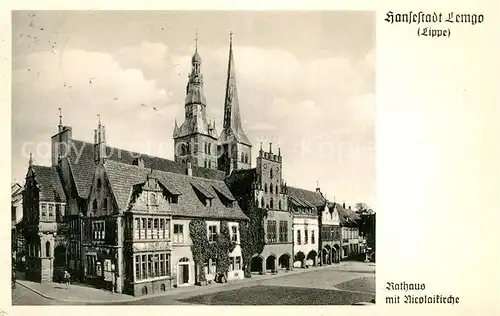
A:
169 195 178 204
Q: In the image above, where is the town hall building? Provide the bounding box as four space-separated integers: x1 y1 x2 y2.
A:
18 33 363 296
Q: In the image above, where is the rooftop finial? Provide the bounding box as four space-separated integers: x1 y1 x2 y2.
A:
29 153 33 166
97 114 101 127
195 30 198 50
229 30 234 45
58 108 62 126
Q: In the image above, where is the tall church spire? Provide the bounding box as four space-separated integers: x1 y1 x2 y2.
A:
220 31 251 147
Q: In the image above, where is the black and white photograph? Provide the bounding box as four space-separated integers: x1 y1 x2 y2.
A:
11 10 376 305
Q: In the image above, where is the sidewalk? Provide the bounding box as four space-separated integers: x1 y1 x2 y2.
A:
17 261 372 304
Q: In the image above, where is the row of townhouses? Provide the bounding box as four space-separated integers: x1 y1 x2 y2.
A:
13 35 368 297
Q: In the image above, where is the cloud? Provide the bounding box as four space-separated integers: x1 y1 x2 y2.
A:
12 47 178 163
12 37 376 207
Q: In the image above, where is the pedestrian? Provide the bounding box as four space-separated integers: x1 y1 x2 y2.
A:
12 270 16 289
63 270 71 290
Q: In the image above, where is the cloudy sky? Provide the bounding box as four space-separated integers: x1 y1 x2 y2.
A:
11 10 375 208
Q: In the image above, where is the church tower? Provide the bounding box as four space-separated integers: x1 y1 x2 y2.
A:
217 32 252 175
173 34 218 169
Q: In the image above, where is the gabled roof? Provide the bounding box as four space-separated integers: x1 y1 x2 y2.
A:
103 160 247 220
30 165 66 203
335 203 361 226
191 181 215 199
66 139 226 199
288 195 315 209
287 186 326 208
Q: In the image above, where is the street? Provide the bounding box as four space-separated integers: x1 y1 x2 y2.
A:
13 262 375 305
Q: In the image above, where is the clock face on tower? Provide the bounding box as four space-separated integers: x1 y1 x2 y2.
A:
263 164 267 170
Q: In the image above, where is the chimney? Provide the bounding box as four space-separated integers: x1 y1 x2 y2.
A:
315 181 321 193
348 205 352 211
187 162 193 177
269 143 273 154
343 202 346 209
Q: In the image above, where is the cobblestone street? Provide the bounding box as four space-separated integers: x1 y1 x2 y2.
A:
13 261 375 305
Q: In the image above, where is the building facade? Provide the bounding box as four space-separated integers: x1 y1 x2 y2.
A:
319 202 341 265
23 158 68 283
79 123 247 296
225 144 294 275
12 182 25 268
287 187 324 268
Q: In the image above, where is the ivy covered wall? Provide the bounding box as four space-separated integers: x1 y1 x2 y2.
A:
189 219 236 284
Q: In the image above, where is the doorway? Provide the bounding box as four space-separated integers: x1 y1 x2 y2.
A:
178 257 190 285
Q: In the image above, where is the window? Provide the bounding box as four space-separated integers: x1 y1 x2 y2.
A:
278 199 282 210
208 143 212 155
279 221 288 242
204 142 208 154
208 160 212 169
235 257 241 270
48 204 54 220
150 193 158 207
92 199 97 211
93 221 105 240
231 225 238 242
97 178 102 189
204 159 207 168
241 152 244 162
173 224 184 243
261 197 265 208
229 256 234 271
270 169 273 179
276 185 279 195
39 204 46 220
267 220 277 243
134 218 140 239
305 230 308 244
311 230 315 244
147 219 152 239
210 259 216 274
135 255 140 280
297 229 301 245
255 198 259 208
208 225 218 242
270 184 273 193
270 197 274 209
103 198 108 210
153 219 159 239
45 241 50 257
169 195 179 204
141 255 147 279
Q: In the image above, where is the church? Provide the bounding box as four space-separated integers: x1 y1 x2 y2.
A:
19 33 362 296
